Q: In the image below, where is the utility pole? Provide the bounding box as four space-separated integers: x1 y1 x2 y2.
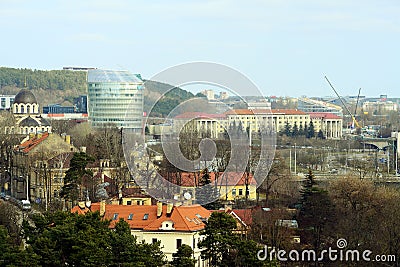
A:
387 149 390 175
26 175 29 200
294 143 297 175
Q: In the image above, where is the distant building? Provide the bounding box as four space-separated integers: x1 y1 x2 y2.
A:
200 89 215 100
42 95 88 121
219 91 229 100
87 69 144 130
174 112 228 139
309 112 343 139
7 89 52 134
247 100 271 110
362 101 397 114
43 104 75 114
176 172 258 201
10 133 76 200
269 109 310 133
173 108 342 139
0 95 15 110
63 67 97 71
74 95 88 113
298 97 343 117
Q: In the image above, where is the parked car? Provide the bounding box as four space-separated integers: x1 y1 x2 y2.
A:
21 200 31 211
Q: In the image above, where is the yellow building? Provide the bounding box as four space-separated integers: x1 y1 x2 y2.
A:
175 171 258 202
173 108 342 140
309 112 343 139
270 109 310 133
174 112 228 139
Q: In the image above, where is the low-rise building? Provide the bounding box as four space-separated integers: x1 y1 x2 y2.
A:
309 112 343 139
172 108 342 140
169 171 258 202
298 97 343 117
0 95 15 110
71 202 212 265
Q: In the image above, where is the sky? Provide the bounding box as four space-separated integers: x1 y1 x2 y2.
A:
1 0 399 97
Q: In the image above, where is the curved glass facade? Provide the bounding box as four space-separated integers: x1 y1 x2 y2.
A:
87 69 144 130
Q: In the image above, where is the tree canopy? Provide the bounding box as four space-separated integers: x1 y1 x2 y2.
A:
22 211 166 267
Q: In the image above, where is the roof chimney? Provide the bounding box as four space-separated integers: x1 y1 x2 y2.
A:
157 202 163 217
166 202 173 216
78 201 85 209
100 200 106 217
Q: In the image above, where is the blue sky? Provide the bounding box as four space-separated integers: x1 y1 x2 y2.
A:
1 0 399 97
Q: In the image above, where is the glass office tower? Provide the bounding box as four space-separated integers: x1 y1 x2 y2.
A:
87 69 144 130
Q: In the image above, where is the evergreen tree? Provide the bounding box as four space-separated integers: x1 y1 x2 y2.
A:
198 212 238 267
303 123 308 137
297 169 335 255
307 121 315 138
196 169 219 209
23 211 167 267
292 122 299 137
298 124 304 136
283 121 291 137
60 152 94 204
171 244 196 267
317 129 325 139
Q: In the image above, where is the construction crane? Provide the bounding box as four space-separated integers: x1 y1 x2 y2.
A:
324 76 361 130
353 88 362 129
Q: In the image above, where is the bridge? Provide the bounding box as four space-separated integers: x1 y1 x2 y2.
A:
360 137 396 150
356 134 399 151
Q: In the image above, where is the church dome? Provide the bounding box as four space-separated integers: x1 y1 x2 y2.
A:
14 89 37 104
19 116 39 127
39 117 51 126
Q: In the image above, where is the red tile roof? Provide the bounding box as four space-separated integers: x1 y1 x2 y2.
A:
225 109 255 115
143 205 211 231
71 203 211 231
231 209 253 226
225 109 306 116
271 109 307 115
174 112 226 119
47 152 75 168
213 208 253 227
175 172 257 187
18 132 49 153
308 112 342 120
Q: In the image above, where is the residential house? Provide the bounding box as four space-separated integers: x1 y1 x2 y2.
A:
72 202 212 266
170 171 258 202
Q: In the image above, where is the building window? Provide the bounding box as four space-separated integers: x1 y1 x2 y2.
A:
143 213 149 220
112 213 118 220
128 213 133 220
152 238 158 244
176 239 182 249
238 189 243 196
127 200 132 205
232 189 236 196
